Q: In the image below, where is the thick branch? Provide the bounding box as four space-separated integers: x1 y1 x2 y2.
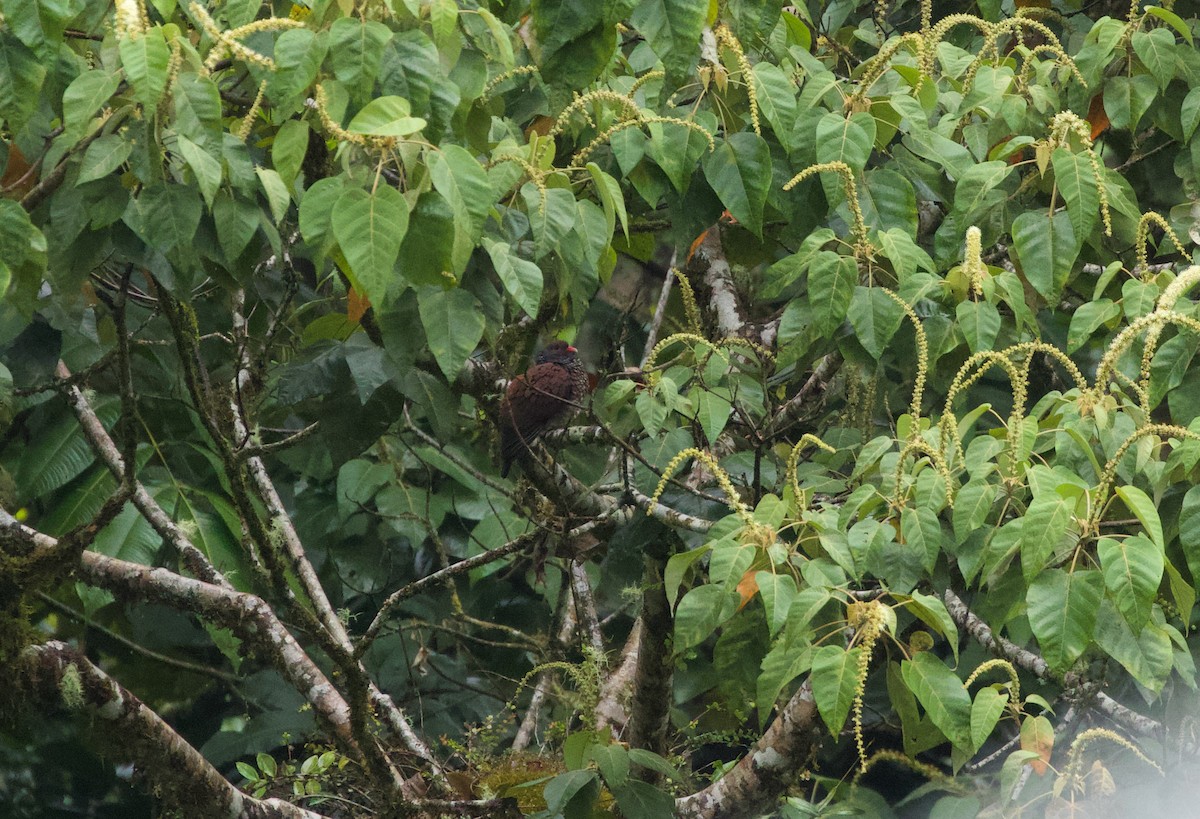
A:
693 227 745 338
8 641 327 819
675 681 823 818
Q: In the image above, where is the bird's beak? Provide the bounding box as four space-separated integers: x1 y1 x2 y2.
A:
567 345 577 353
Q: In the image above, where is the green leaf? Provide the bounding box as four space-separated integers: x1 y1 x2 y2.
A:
485 239 543 317
92 502 162 566
77 135 132 185
272 119 310 188
755 571 797 637
674 584 735 650
523 185 576 259
1011 210 1077 302
612 779 676 819
587 162 628 240
1050 148 1100 245
1178 485 1200 586
901 505 942 571
811 645 861 737
430 144 494 264
396 191 456 286
1026 568 1102 672
1098 535 1163 630
636 388 668 436
858 168 917 236
1131 28 1177 89
131 182 202 254
629 0 707 82
956 301 1001 355
256 167 291 224
213 192 260 261
1067 299 1120 353
119 25 170 108
905 590 960 663
417 286 484 382
702 132 771 237
953 478 996 542
950 161 1014 224
1181 86 1200 140
847 286 904 360
331 186 408 304
1146 6 1193 44
1020 493 1072 584
805 251 857 336
1103 74 1157 131
970 687 1007 751
15 405 117 503
815 111 875 174
327 18 392 94
1093 598 1173 693
0 33 45 132
62 69 121 130
901 652 973 752
753 62 798 146
177 135 223 208
347 96 427 136
664 545 709 607
695 388 732 443
1114 485 1163 548
269 28 325 107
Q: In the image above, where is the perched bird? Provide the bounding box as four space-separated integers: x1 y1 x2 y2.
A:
498 340 587 477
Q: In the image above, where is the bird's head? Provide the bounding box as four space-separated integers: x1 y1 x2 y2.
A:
536 340 578 365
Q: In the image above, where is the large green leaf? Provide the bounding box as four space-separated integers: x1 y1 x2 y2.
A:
953 478 996 542
1051 148 1100 246
674 584 736 651
806 251 857 336
970 687 1007 752
847 286 904 360
1098 535 1163 630
702 132 771 237
62 69 121 131
815 111 875 174
327 18 392 96
0 33 46 131
753 62 798 147
1020 493 1072 584
269 28 325 107
1011 209 1077 302
1026 568 1103 671
956 301 1001 355
119 25 170 109
1177 484 1200 585
130 182 202 254
1131 28 1177 89
629 0 706 82
1114 484 1164 548
811 644 861 737
1093 598 1173 693
430 145 493 239
417 286 484 382
755 571 797 637
331 186 408 304
900 652 973 752
485 239 543 317
523 185 577 259
1103 74 1157 131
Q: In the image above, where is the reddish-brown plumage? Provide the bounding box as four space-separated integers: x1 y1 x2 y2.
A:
499 341 587 477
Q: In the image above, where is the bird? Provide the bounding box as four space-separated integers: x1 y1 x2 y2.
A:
498 340 588 477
